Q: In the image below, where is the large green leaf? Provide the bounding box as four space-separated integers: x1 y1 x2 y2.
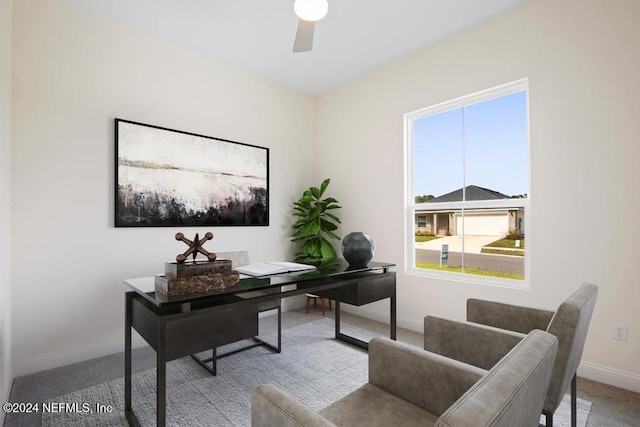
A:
324 212 341 223
293 201 310 209
299 237 322 258
319 178 330 197
322 197 338 205
291 218 307 228
320 218 338 231
324 229 340 241
310 203 322 217
320 238 337 259
309 186 321 199
300 220 320 236
292 228 308 237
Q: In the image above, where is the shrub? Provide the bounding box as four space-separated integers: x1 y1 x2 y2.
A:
506 229 524 240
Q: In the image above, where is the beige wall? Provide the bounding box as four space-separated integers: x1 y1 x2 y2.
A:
317 0 640 390
1 0 13 415
11 0 316 375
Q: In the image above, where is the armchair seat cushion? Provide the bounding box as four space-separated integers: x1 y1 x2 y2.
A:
319 383 439 427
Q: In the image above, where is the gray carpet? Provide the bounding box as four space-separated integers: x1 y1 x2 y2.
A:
41 318 590 426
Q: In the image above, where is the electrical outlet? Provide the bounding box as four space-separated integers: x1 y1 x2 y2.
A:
613 323 627 341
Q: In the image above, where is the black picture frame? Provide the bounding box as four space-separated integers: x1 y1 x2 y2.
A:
115 119 269 227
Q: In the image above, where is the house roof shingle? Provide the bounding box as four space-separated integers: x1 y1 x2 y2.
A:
427 185 510 203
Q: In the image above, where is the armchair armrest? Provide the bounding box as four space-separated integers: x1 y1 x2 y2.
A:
467 298 554 334
252 384 337 427
424 316 525 370
368 337 485 416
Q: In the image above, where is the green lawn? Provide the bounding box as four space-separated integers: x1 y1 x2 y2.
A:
485 237 525 249
415 262 524 280
415 235 441 243
481 237 525 256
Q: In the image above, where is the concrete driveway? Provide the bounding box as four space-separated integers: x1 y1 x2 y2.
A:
415 235 500 254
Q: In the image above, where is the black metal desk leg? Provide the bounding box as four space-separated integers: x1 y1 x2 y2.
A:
334 300 369 350
334 301 341 339
124 293 132 420
157 329 167 427
277 305 282 351
390 294 397 340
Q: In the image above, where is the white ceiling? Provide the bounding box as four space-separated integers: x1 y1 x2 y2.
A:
59 0 528 95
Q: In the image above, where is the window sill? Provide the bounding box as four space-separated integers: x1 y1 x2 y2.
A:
406 266 530 290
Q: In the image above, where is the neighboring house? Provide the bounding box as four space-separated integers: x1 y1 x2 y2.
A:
415 185 525 236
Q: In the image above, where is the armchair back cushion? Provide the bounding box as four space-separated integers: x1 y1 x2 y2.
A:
544 283 598 414
467 299 554 334
368 337 485 415
423 316 524 371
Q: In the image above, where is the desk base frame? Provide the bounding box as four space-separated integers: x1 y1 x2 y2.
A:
125 270 395 427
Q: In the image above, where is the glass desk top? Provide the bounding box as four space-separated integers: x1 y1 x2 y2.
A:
123 258 395 307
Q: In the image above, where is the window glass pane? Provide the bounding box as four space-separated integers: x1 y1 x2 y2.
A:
413 108 463 202
464 92 528 200
415 209 461 271
459 209 525 280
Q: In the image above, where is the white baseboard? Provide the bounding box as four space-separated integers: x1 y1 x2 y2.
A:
338 304 423 333
578 361 640 394
14 339 120 378
12 334 151 378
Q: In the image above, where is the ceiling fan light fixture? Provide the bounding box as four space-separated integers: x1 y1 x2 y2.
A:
294 0 328 22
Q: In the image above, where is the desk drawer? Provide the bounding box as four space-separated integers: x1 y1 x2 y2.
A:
316 272 395 306
131 296 258 361
165 305 258 360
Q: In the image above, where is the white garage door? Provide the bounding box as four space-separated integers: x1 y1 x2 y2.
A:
455 212 508 236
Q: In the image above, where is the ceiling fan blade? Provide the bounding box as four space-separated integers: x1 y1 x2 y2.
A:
293 19 315 53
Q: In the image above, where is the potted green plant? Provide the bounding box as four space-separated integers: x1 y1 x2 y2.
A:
291 178 341 262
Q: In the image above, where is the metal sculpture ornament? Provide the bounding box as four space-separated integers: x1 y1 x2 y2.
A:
175 232 217 263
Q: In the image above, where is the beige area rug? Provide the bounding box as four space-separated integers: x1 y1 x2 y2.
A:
42 318 590 426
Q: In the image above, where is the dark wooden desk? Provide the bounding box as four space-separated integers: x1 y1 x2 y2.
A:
123 259 396 427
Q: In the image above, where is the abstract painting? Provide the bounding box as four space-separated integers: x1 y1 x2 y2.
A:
115 119 268 227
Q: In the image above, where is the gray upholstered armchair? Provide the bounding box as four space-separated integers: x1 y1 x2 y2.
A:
424 282 598 427
252 330 558 427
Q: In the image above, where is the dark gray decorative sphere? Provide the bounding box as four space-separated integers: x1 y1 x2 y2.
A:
341 232 375 267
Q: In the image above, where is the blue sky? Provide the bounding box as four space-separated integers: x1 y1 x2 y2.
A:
413 91 528 198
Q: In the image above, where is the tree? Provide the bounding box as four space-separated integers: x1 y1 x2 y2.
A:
415 194 434 203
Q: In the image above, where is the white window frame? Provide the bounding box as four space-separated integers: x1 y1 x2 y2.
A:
404 79 530 288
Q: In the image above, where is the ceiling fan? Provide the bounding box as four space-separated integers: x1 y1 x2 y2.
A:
292 0 328 53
